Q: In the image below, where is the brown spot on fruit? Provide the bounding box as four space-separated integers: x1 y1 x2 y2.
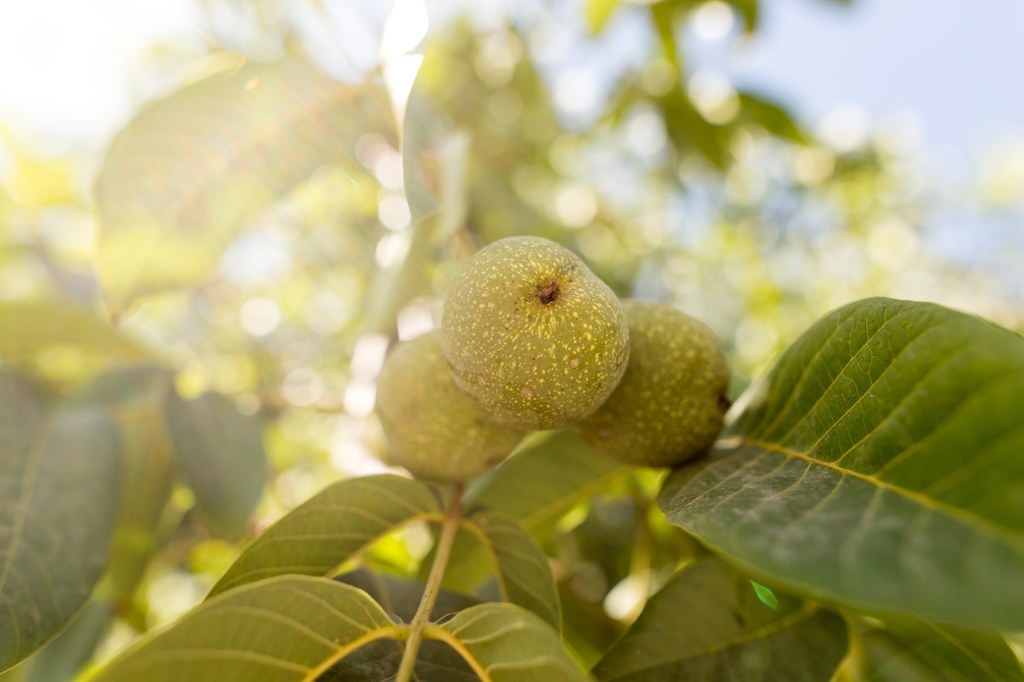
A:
536 278 560 305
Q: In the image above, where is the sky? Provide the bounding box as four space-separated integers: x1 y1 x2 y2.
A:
724 0 1024 174
2 0 1022 160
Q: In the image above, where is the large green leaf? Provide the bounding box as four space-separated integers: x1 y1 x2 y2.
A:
165 391 267 538
209 475 441 597
0 301 144 361
90 576 399 681
442 431 625 591
842 621 1024 681
585 0 621 34
461 511 561 632
0 373 121 672
659 297 1024 629
94 56 394 310
426 602 591 681
592 558 847 681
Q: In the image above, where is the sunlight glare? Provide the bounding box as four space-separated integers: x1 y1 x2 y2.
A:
692 1 735 42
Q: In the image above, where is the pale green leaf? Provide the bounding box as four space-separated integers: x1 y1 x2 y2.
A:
0 373 121 672
462 511 561 632
209 475 440 597
94 56 394 310
0 301 145 361
90 576 399 682
586 0 621 34
165 391 267 538
427 602 591 681
593 557 847 681
660 297 1024 629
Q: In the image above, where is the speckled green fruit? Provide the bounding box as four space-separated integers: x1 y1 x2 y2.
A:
442 236 629 430
575 300 730 467
375 331 525 481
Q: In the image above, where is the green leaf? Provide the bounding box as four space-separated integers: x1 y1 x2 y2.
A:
94 56 394 311
845 621 1024 681
729 0 759 33
461 511 562 632
0 300 145 361
402 89 469 239
209 475 441 596
592 557 848 681
0 373 121 672
426 602 591 681
442 431 625 591
737 91 806 142
658 88 730 169
90 576 400 681
586 0 621 34
165 391 267 538
74 366 175 600
659 297 1024 629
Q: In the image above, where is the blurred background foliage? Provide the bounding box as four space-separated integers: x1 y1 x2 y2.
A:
1 0 1022 677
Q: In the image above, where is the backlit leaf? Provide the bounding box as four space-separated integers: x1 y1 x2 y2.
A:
91 576 399 681
427 602 590 681
462 511 561 631
0 300 145 361
210 475 440 596
441 431 625 591
94 56 394 310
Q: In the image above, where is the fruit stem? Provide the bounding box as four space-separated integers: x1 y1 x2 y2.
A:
396 482 465 682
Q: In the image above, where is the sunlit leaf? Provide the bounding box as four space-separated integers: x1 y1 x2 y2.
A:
0 300 145 361
94 56 394 311
462 511 561 632
441 431 625 591
592 558 847 681
0 372 121 672
91 576 399 681
737 91 806 142
427 602 590 681
209 475 441 596
660 297 1024 629
843 621 1024 681
165 391 267 538
586 0 621 35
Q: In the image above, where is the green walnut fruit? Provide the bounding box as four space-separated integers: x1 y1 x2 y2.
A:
442 236 630 430
375 331 525 481
575 300 730 467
